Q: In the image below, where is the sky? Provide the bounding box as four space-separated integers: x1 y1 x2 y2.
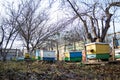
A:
0 0 120 49
0 0 66 50
0 0 119 33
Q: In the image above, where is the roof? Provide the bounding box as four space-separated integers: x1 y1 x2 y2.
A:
85 42 109 46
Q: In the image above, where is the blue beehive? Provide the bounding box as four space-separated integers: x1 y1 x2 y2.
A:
70 51 82 58
65 51 82 62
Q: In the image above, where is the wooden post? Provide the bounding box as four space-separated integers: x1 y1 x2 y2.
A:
56 41 59 61
112 38 115 61
84 41 87 62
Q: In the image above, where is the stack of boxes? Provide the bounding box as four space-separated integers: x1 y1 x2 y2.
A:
86 42 110 60
64 51 82 62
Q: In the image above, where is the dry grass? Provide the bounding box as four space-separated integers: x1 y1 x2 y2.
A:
0 61 120 80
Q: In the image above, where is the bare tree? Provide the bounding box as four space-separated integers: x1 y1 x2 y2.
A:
63 26 85 51
62 0 120 42
5 0 53 54
0 17 19 61
5 0 78 55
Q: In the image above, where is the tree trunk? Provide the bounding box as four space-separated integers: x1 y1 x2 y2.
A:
56 41 59 60
3 57 6 61
2 52 7 61
27 41 30 53
73 41 76 50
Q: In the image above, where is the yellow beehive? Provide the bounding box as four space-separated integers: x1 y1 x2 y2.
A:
64 52 70 58
24 53 30 58
86 42 110 54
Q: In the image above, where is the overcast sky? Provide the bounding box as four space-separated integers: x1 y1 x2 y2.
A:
0 0 120 49
0 0 120 34
0 0 67 49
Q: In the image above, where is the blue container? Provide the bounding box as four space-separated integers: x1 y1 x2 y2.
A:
35 49 40 56
43 57 55 61
70 51 82 57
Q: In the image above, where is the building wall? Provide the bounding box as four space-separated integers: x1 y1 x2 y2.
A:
0 49 22 60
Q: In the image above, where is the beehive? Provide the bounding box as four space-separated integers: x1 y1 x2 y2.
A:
86 42 110 54
35 49 41 60
115 49 120 59
24 53 30 59
41 50 57 61
86 42 110 59
64 51 82 62
31 55 35 60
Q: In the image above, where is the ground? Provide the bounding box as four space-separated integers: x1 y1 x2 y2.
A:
0 61 120 80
